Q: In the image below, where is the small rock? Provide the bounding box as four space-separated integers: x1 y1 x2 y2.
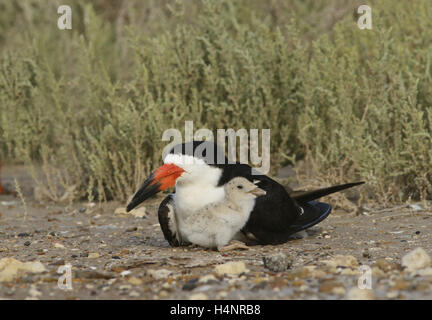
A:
319 280 345 294
18 232 30 237
386 291 399 299
131 207 147 218
24 241 31 246
129 290 140 297
182 278 199 291
346 287 375 300
409 204 423 211
54 243 65 249
120 270 132 277
79 207 87 213
114 207 127 215
302 266 327 278
0 258 46 282
215 261 249 276
115 206 147 218
389 280 410 291
263 253 292 272
199 274 218 284
189 293 208 300
416 267 432 276
29 286 42 297
49 260 65 266
147 269 172 280
340 268 358 275
88 253 100 259
118 285 132 291
87 202 96 209
371 267 386 278
127 277 143 285
321 255 358 269
401 247 431 272
362 249 371 258
375 258 399 272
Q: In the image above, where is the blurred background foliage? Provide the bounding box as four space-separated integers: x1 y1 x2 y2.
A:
0 0 431 203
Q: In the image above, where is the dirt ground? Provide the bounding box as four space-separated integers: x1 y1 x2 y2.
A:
1 165 432 300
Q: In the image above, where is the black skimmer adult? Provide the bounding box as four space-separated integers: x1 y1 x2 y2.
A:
179 177 266 251
126 141 364 245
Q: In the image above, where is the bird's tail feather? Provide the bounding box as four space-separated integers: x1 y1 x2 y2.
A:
290 181 364 203
285 201 331 237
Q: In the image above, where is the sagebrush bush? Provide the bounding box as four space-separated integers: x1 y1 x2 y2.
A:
0 0 430 203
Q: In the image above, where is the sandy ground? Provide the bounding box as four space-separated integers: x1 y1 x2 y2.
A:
1 165 432 300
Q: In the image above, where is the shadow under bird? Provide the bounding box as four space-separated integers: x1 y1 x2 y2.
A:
126 141 364 245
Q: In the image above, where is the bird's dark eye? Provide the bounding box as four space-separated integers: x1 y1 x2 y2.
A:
237 185 243 189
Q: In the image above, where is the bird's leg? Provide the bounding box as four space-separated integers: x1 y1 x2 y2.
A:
217 240 250 252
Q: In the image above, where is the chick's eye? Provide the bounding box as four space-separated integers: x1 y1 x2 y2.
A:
237 185 243 189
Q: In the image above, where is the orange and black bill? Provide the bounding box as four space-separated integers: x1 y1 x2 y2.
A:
126 163 184 212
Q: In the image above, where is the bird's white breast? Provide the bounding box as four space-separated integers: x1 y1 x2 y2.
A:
164 153 226 219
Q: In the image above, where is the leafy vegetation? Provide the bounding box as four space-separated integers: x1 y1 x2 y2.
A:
0 0 431 203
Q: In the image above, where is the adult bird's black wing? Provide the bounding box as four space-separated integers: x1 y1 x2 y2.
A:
157 194 182 247
216 161 364 244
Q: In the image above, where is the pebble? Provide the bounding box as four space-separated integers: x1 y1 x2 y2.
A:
215 261 249 276
0 258 46 282
262 253 292 272
319 280 345 295
386 291 399 299
182 278 199 291
409 204 423 211
129 290 140 297
301 266 327 278
189 293 208 300
371 267 386 278
127 277 143 285
29 286 42 297
119 285 132 291
321 255 358 269
24 241 31 246
199 274 218 284
131 207 147 218
362 249 371 258
375 258 399 272
49 260 65 266
346 287 375 300
147 269 173 280
18 232 30 237
401 247 431 272
88 253 100 259
416 267 432 276
115 207 127 215
114 206 147 218
54 243 65 249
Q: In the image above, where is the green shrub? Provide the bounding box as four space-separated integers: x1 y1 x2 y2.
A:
0 0 430 203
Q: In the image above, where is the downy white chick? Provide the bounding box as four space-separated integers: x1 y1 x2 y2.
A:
179 177 266 251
